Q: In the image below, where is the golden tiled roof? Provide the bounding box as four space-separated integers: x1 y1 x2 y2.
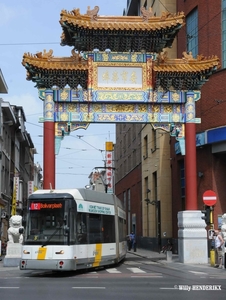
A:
59 6 185 52
22 49 88 71
60 7 185 31
22 49 220 91
153 51 220 90
22 49 88 89
154 52 220 73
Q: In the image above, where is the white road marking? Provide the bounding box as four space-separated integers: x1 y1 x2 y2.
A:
106 268 121 273
127 267 146 273
131 275 162 278
72 287 105 289
189 271 207 275
0 287 20 289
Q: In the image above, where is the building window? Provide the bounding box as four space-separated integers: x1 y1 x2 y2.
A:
153 171 158 236
128 189 131 211
186 8 198 57
145 176 149 196
123 191 126 210
143 135 148 159
153 171 157 201
127 188 131 234
151 128 157 152
222 0 226 67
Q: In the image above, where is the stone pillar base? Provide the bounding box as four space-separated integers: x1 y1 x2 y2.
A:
178 210 208 264
3 243 22 267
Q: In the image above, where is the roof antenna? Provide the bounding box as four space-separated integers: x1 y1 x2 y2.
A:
50 183 53 193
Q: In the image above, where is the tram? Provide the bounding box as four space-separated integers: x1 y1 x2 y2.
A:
20 188 127 271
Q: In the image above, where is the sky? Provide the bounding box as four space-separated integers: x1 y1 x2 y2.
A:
0 0 127 189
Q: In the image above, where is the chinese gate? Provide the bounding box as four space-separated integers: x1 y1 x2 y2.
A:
22 6 219 211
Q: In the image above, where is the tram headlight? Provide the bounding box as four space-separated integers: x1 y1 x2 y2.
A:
23 250 30 254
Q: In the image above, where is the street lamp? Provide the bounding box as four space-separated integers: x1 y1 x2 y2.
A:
144 189 151 236
145 189 161 252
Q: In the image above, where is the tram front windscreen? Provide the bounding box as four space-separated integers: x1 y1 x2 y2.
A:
24 199 75 245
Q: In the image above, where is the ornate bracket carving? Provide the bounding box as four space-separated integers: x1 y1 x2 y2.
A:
140 6 153 22
36 49 53 59
86 6 99 21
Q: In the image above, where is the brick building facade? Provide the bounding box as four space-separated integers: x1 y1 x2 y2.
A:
170 0 226 236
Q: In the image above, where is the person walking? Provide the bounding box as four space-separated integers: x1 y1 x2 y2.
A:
214 229 224 268
129 232 135 251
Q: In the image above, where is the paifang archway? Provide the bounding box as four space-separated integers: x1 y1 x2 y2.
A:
22 6 219 210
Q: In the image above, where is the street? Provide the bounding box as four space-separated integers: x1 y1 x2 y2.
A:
0 253 226 300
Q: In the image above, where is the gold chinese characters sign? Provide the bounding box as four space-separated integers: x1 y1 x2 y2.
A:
94 64 144 90
89 58 152 102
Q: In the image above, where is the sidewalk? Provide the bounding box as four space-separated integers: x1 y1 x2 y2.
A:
127 248 226 273
127 248 179 263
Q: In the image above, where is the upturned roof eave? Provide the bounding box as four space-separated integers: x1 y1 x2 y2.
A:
154 57 220 73
22 51 89 72
60 9 185 30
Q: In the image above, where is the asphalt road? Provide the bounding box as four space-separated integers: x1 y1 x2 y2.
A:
0 254 226 300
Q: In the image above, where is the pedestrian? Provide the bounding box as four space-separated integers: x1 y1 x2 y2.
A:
129 232 135 251
127 235 131 251
214 229 224 268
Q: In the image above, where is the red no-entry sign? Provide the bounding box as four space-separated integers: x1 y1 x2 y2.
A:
203 190 217 206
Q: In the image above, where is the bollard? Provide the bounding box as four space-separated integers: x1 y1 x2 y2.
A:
210 249 215 267
166 251 172 262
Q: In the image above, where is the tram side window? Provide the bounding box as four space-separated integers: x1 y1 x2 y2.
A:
102 215 115 243
69 207 76 245
87 214 115 244
78 214 116 244
89 214 102 243
76 212 87 244
118 217 126 242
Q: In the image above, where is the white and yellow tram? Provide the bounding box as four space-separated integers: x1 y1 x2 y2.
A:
20 189 127 271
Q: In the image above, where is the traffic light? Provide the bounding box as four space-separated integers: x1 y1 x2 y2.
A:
201 206 211 225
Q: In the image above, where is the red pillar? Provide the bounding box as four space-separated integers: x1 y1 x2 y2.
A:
43 89 55 189
185 122 197 210
43 121 55 189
